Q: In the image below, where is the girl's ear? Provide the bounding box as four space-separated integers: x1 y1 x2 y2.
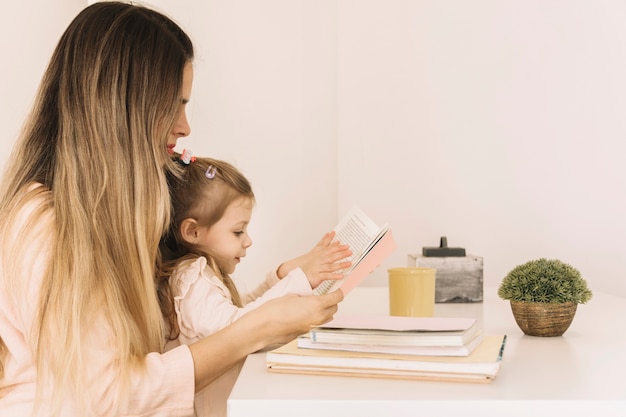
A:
179 218 200 244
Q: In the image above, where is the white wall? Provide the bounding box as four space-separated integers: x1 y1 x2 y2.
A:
3 1 625 299
0 0 85 174
142 0 339 288
337 0 626 298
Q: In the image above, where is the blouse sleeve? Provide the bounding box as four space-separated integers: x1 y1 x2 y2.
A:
239 269 281 305
172 258 313 340
85 316 196 416
0 189 196 417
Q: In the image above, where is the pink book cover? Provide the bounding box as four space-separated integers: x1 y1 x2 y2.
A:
335 229 397 296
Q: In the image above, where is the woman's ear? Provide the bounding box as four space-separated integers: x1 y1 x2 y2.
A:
179 218 200 244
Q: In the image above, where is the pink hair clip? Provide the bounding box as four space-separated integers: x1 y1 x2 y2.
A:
180 149 196 165
205 165 217 179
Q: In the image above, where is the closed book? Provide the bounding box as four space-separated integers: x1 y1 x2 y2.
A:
267 335 507 383
297 329 483 357
310 315 480 347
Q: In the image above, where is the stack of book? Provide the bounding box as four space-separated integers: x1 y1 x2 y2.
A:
266 314 506 383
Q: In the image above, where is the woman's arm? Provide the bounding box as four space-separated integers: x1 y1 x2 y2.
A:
188 290 343 391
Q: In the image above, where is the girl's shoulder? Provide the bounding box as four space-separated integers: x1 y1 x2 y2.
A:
169 256 221 296
172 256 210 279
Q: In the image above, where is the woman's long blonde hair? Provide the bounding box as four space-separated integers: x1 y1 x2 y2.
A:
158 156 255 339
0 1 193 413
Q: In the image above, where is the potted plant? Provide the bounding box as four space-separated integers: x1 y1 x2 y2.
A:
498 258 592 337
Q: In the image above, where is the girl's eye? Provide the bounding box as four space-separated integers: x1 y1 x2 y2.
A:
234 231 244 236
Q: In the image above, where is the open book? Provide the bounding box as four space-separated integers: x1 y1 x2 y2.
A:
314 206 397 296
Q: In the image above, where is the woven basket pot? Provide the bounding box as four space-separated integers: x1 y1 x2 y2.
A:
510 301 577 337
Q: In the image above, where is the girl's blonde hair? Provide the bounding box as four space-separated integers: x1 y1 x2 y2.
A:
158 156 255 339
0 1 193 414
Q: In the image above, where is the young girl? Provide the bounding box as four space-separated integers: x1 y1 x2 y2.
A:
158 153 352 417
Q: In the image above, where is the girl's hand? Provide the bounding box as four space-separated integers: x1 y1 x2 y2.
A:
276 231 352 288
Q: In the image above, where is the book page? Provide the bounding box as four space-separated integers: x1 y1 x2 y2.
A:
315 206 389 295
333 206 383 269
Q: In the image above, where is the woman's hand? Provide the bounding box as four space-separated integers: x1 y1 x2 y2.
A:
277 231 352 288
189 290 343 391
253 290 344 344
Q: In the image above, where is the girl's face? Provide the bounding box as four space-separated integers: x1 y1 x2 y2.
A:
195 197 254 274
167 62 193 155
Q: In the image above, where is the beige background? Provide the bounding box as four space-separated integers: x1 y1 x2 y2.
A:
2 1 625 299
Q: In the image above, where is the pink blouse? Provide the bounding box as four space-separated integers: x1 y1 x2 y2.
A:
0 190 195 416
167 256 313 417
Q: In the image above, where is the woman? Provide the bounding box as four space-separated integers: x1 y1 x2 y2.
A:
0 2 342 416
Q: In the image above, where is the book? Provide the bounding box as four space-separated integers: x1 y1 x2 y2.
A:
314 206 397 295
266 335 507 383
308 315 481 348
297 330 483 357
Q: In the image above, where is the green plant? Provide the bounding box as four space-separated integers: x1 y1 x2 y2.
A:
498 258 592 304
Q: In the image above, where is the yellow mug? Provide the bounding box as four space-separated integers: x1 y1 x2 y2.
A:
388 267 436 317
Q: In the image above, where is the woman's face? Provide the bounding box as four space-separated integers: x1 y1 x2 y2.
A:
167 62 193 155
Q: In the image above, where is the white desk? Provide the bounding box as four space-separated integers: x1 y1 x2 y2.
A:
228 287 626 417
